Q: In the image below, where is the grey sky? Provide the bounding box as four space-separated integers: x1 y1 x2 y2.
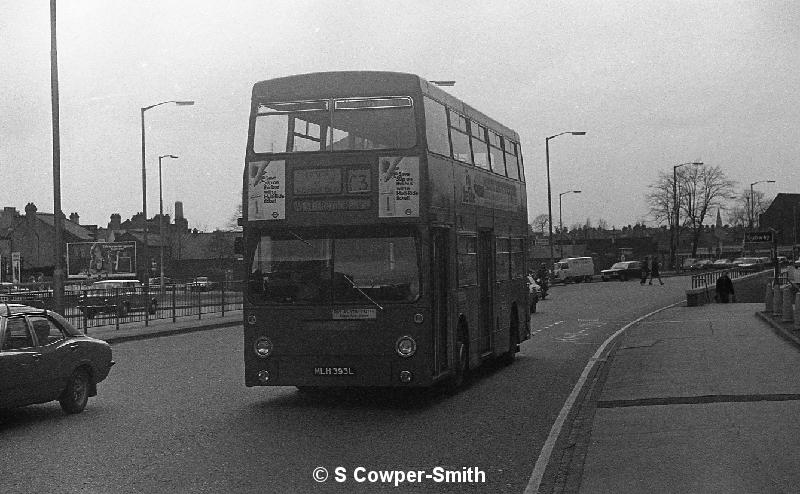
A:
1 0 798 231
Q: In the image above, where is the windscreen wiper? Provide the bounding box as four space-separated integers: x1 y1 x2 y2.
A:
341 274 384 311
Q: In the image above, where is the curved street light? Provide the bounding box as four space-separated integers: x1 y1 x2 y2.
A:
141 100 194 320
546 132 586 269
749 180 775 229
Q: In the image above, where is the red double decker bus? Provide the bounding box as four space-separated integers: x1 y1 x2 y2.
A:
243 71 530 390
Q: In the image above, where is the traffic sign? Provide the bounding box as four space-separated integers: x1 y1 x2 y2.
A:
745 231 773 242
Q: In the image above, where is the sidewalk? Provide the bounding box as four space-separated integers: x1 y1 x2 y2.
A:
559 303 800 494
82 310 242 345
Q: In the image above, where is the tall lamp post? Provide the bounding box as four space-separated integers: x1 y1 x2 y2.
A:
672 161 703 271
749 180 775 229
158 154 179 292
559 190 581 258
141 100 194 311
546 131 586 270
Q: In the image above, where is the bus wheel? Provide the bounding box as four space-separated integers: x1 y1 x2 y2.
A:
446 338 468 392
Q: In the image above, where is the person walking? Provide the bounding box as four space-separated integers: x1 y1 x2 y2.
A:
649 256 664 285
715 272 735 303
640 256 650 285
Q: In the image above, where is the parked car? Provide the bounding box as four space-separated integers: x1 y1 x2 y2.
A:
736 257 765 272
712 259 733 269
688 259 714 270
681 258 698 270
148 277 175 290
187 276 215 292
0 303 114 413
600 261 642 281
77 279 158 318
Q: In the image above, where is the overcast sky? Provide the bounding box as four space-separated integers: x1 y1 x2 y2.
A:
2 0 798 231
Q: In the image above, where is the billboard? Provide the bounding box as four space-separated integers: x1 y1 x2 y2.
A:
67 242 137 279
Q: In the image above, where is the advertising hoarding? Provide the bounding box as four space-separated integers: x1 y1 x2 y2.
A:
67 242 137 279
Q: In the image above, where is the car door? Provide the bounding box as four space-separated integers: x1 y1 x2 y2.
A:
0 316 43 407
28 315 72 400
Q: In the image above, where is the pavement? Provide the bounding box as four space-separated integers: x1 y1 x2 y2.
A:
80 309 242 345
549 302 800 494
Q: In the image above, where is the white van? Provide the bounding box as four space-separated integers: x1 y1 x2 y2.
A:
553 257 595 283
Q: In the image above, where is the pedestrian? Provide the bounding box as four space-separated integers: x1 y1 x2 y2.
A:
715 272 735 303
640 256 650 285
649 256 664 285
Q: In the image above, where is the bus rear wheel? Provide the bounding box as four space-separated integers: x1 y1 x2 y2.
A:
446 339 468 393
501 311 519 366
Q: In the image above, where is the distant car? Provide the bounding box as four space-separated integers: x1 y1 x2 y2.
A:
601 261 642 281
736 257 765 272
0 304 114 413
148 277 175 290
712 259 733 269
77 279 158 318
187 276 214 292
682 258 699 270
689 259 714 270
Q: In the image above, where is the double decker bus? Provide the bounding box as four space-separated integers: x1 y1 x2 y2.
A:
243 71 530 390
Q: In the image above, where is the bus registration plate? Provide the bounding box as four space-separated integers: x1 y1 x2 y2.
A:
313 367 355 376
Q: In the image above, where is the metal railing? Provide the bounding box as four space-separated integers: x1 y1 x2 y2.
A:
0 281 243 331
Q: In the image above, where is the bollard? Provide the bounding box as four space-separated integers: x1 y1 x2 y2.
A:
772 285 783 316
765 282 774 312
795 292 800 331
781 285 795 323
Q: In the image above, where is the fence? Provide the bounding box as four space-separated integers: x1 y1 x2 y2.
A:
0 281 243 332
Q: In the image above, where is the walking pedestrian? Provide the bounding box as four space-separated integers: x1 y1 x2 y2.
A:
640 256 650 285
649 256 664 285
715 272 734 303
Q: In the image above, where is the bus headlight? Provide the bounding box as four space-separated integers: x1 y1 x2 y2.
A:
395 336 416 358
254 336 274 358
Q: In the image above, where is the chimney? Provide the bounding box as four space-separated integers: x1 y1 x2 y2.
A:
109 213 122 231
24 202 37 223
175 201 184 219
69 212 80 224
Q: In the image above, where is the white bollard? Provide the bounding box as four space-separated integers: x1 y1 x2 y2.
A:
773 286 783 316
781 285 795 322
795 292 800 331
765 283 774 312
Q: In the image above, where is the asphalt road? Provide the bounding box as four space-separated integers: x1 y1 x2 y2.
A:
0 276 689 494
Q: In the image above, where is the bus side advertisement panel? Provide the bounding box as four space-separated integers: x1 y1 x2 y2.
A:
378 156 419 218
248 160 286 220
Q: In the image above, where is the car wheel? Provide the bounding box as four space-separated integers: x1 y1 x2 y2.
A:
601 276 607 282
149 300 158 315
118 302 130 317
59 368 90 414
84 308 96 319
620 273 628 281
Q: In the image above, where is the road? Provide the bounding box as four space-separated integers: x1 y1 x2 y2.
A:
0 276 689 493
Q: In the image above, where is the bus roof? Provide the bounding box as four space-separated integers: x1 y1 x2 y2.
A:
252 71 520 142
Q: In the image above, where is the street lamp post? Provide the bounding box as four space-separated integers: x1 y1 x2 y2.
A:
749 180 775 229
141 100 194 321
559 190 581 258
546 132 586 271
158 154 179 292
672 161 703 271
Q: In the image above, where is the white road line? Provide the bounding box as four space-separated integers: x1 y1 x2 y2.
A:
523 300 684 494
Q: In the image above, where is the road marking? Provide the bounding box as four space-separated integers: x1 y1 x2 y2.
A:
530 320 565 336
523 300 684 494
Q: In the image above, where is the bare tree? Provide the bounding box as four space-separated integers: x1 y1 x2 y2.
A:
531 213 550 236
679 165 737 256
226 202 243 231
647 165 736 259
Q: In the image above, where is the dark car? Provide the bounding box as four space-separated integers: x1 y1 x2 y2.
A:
77 279 158 319
600 261 642 281
0 303 114 413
